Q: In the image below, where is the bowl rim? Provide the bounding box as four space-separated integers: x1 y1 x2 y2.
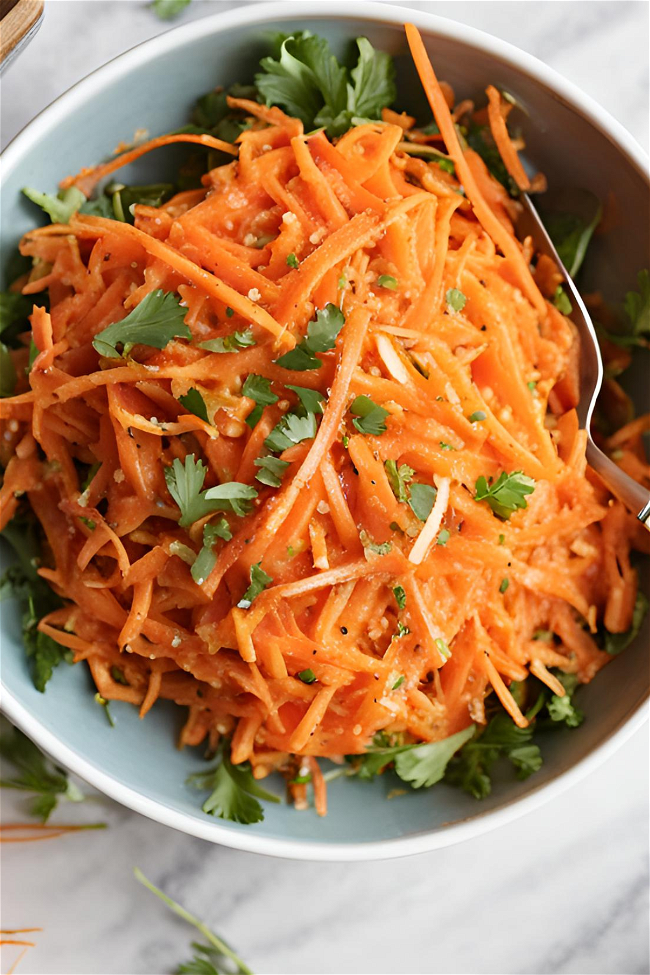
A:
1 0 648 862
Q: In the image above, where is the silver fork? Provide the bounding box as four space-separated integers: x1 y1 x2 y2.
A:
516 193 650 530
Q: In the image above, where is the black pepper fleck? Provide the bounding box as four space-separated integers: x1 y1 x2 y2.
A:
340 626 348 634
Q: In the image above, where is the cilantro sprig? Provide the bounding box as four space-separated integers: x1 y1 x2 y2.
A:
187 740 280 824
165 455 257 528
474 470 535 519
348 725 475 788
242 374 278 428
135 868 252 975
256 32 395 137
93 290 191 358
0 722 86 822
275 303 344 370
444 712 542 799
0 513 70 691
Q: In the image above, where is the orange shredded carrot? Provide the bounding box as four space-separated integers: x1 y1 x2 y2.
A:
1 27 646 818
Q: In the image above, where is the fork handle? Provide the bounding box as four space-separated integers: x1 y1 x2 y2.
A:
587 439 650 530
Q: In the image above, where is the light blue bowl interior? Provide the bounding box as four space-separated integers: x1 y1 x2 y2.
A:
1 10 648 850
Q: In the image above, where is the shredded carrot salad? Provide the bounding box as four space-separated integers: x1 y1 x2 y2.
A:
1 26 648 812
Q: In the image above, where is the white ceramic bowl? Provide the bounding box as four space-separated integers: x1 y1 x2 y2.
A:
1 1 648 860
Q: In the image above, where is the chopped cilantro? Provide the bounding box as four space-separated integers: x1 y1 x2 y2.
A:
408 482 437 521
553 285 572 315
199 328 255 353
298 668 317 684
446 288 466 312
286 253 300 269
377 274 398 290
474 470 535 519
392 675 405 690
469 410 487 423
254 455 290 488
264 411 317 452
359 530 392 556
439 441 456 451
384 459 414 503
191 520 231 586
92 290 191 358
350 395 389 435
285 384 326 415
499 577 510 594
242 374 278 428
275 303 344 370
393 585 407 610
178 387 209 423
237 562 273 609
437 528 450 546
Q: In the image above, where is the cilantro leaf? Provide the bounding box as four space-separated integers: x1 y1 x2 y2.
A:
242 373 278 428
445 711 542 799
350 395 389 435
285 384 326 415
199 328 256 353
0 722 86 822
546 672 584 728
0 342 16 397
298 668 317 684
179 388 209 423
553 285 572 315
104 182 175 223
203 482 258 518
256 33 395 138
377 274 398 291
254 455 290 488
286 253 300 269
359 530 392 556
22 185 86 224
474 470 535 519
446 288 466 312
393 585 406 610
1 514 70 691
393 725 476 788
187 743 280 824
385 460 414 503
0 291 31 344
623 269 650 341
543 202 602 278
134 868 251 975
602 591 648 655
151 0 191 18
408 482 437 521
264 411 317 452
92 290 191 358
237 562 273 609
348 726 475 788
165 455 257 527
191 520 231 586
275 303 345 371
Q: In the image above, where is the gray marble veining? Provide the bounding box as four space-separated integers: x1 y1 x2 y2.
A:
1 3 649 974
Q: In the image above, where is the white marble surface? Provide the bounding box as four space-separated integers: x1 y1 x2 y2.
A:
1 2 649 974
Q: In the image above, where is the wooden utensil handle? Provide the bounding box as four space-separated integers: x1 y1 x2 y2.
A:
0 0 43 68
